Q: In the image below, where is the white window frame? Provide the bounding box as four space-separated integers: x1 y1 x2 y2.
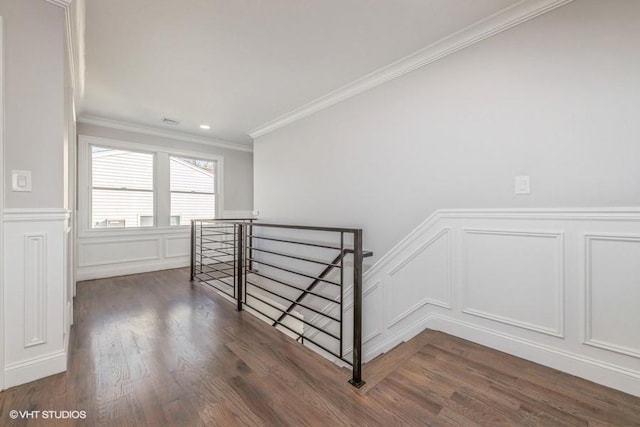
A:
78 135 224 237
169 155 217 227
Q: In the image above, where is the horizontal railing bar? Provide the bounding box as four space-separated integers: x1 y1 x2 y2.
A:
199 256 236 270
198 237 236 247
248 259 341 287
196 218 256 224
246 280 341 323
196 262 235 278
199 230 236 236
198 226 235 231
195 266 233 279
242 300 345 361
244 293 340 341
249 235 342 251
248 222 360 233
194 270 233 284
247 246 341 268
249 272 339 304
345 249 374 258
200 262 236 273
199 246 235 257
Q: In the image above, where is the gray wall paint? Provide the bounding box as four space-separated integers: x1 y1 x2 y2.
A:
1 0 65 208
77 123 254 210
254 0 640 263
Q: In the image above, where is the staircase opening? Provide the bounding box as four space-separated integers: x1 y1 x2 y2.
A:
190 218 372 388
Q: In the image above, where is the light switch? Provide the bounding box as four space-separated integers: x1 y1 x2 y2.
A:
515 175 530 195
12 170 32 192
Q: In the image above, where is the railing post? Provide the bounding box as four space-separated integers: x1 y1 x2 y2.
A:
236 223 244 312
349 229 365 388
190 220 196 281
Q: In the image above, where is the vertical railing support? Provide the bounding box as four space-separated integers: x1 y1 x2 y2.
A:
349 229 365 388
190 220 196 281
236 223 244 312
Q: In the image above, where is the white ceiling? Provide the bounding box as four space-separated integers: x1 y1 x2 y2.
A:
82 0 522 146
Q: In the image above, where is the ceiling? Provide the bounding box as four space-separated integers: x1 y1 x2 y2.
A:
81 0 522 146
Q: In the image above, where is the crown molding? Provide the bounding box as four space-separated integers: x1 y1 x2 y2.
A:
249 0 574 139
44 0 85 115
77 115 254 153
43 0 73 7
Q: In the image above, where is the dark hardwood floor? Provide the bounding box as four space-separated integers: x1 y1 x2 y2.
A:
1 268 639 426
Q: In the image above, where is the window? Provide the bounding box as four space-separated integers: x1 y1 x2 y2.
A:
91 146 154 228
170 157 216 226
80 136 223 232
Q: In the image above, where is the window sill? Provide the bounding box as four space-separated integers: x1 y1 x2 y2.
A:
78 225 191 239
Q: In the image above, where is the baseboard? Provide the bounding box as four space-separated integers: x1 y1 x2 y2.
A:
362 315 434 363
4 350 67 389
431 314 640 398
76 258 189 281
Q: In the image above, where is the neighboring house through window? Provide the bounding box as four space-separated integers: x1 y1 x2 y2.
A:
170 157 216 226
91 146 155 228
79 136 223 232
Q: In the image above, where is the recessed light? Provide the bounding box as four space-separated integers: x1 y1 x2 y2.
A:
200 124 210 130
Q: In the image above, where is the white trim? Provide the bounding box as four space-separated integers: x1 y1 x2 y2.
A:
249 0 575 139
44 0 84 110
77 237 161 267
362 311 640 397
3 208 71 222
584 233 640 359
461 228 565 337
76 259 188 282
78 115 253 153
43 0 73 7
78 225 189 239
78 134 225 235
364 207 640 281
23 233 48 348
431 314 640 398
4 350 67 389
0 15 5 391
164 235 190 259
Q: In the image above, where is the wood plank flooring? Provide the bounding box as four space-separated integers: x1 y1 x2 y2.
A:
1 268 639 426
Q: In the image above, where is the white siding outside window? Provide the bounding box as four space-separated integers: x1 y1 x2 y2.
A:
170 157 216 226
91 146 154 228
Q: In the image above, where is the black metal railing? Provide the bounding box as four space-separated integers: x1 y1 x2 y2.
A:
190 218 371 388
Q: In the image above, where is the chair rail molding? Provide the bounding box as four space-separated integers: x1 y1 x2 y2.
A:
361 207 640 398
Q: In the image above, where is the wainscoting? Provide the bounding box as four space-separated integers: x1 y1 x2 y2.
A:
359 208 640 397
2 208 71 388
76 211 253 281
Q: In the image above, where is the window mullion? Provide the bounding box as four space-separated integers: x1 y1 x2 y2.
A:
156 152 170 228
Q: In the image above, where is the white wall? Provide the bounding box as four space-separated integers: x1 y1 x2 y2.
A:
1 0 65 209
356 209 640 397
78 123 253 211
253 0 640 263
75 129 253 281
0 0 70 389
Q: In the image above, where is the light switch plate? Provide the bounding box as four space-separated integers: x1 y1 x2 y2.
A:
515 175 530 195
12 170 32 192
